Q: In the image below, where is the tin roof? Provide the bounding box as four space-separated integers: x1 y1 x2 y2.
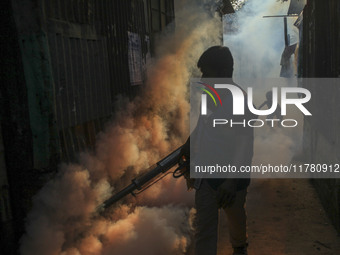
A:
219 0 235 15
287 0 306 15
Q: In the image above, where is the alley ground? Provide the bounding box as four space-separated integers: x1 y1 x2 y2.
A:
186 178 340 255
217 179 340 255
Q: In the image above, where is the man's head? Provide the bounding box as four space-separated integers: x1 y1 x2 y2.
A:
197 46 234 78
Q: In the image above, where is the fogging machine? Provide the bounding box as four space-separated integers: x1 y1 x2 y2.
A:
97 145 188 212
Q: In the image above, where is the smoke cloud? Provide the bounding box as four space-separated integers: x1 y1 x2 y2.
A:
20 1 221 254
21 1 305 254
224 0 290 79
224 0 303 173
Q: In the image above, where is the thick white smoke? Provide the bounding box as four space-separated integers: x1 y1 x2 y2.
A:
223 0 303 175
224 0 290 79
20 1 221 254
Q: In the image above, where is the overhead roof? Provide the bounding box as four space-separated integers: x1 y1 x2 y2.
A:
219 0 235 15
287 0 306 15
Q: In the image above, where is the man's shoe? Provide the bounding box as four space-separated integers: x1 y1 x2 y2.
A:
233 246 247 255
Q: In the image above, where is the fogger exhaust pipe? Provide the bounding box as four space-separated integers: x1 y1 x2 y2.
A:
98 146 184 211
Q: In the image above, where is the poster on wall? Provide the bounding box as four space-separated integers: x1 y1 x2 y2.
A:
128 31 143 85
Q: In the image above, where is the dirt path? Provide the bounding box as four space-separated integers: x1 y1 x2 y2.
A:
217 179 340 255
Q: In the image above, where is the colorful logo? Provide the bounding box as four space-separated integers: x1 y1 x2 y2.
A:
195 81 311 117
196 82 223 107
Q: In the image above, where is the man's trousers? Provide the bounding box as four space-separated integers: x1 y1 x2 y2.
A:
194 179 248 255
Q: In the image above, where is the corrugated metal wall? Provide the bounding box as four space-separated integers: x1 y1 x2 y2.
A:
302 0 340 232
1 1 174 252
41 0 174 162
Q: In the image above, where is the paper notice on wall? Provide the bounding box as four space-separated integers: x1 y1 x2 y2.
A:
143 35 151 75
128 31 143 85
